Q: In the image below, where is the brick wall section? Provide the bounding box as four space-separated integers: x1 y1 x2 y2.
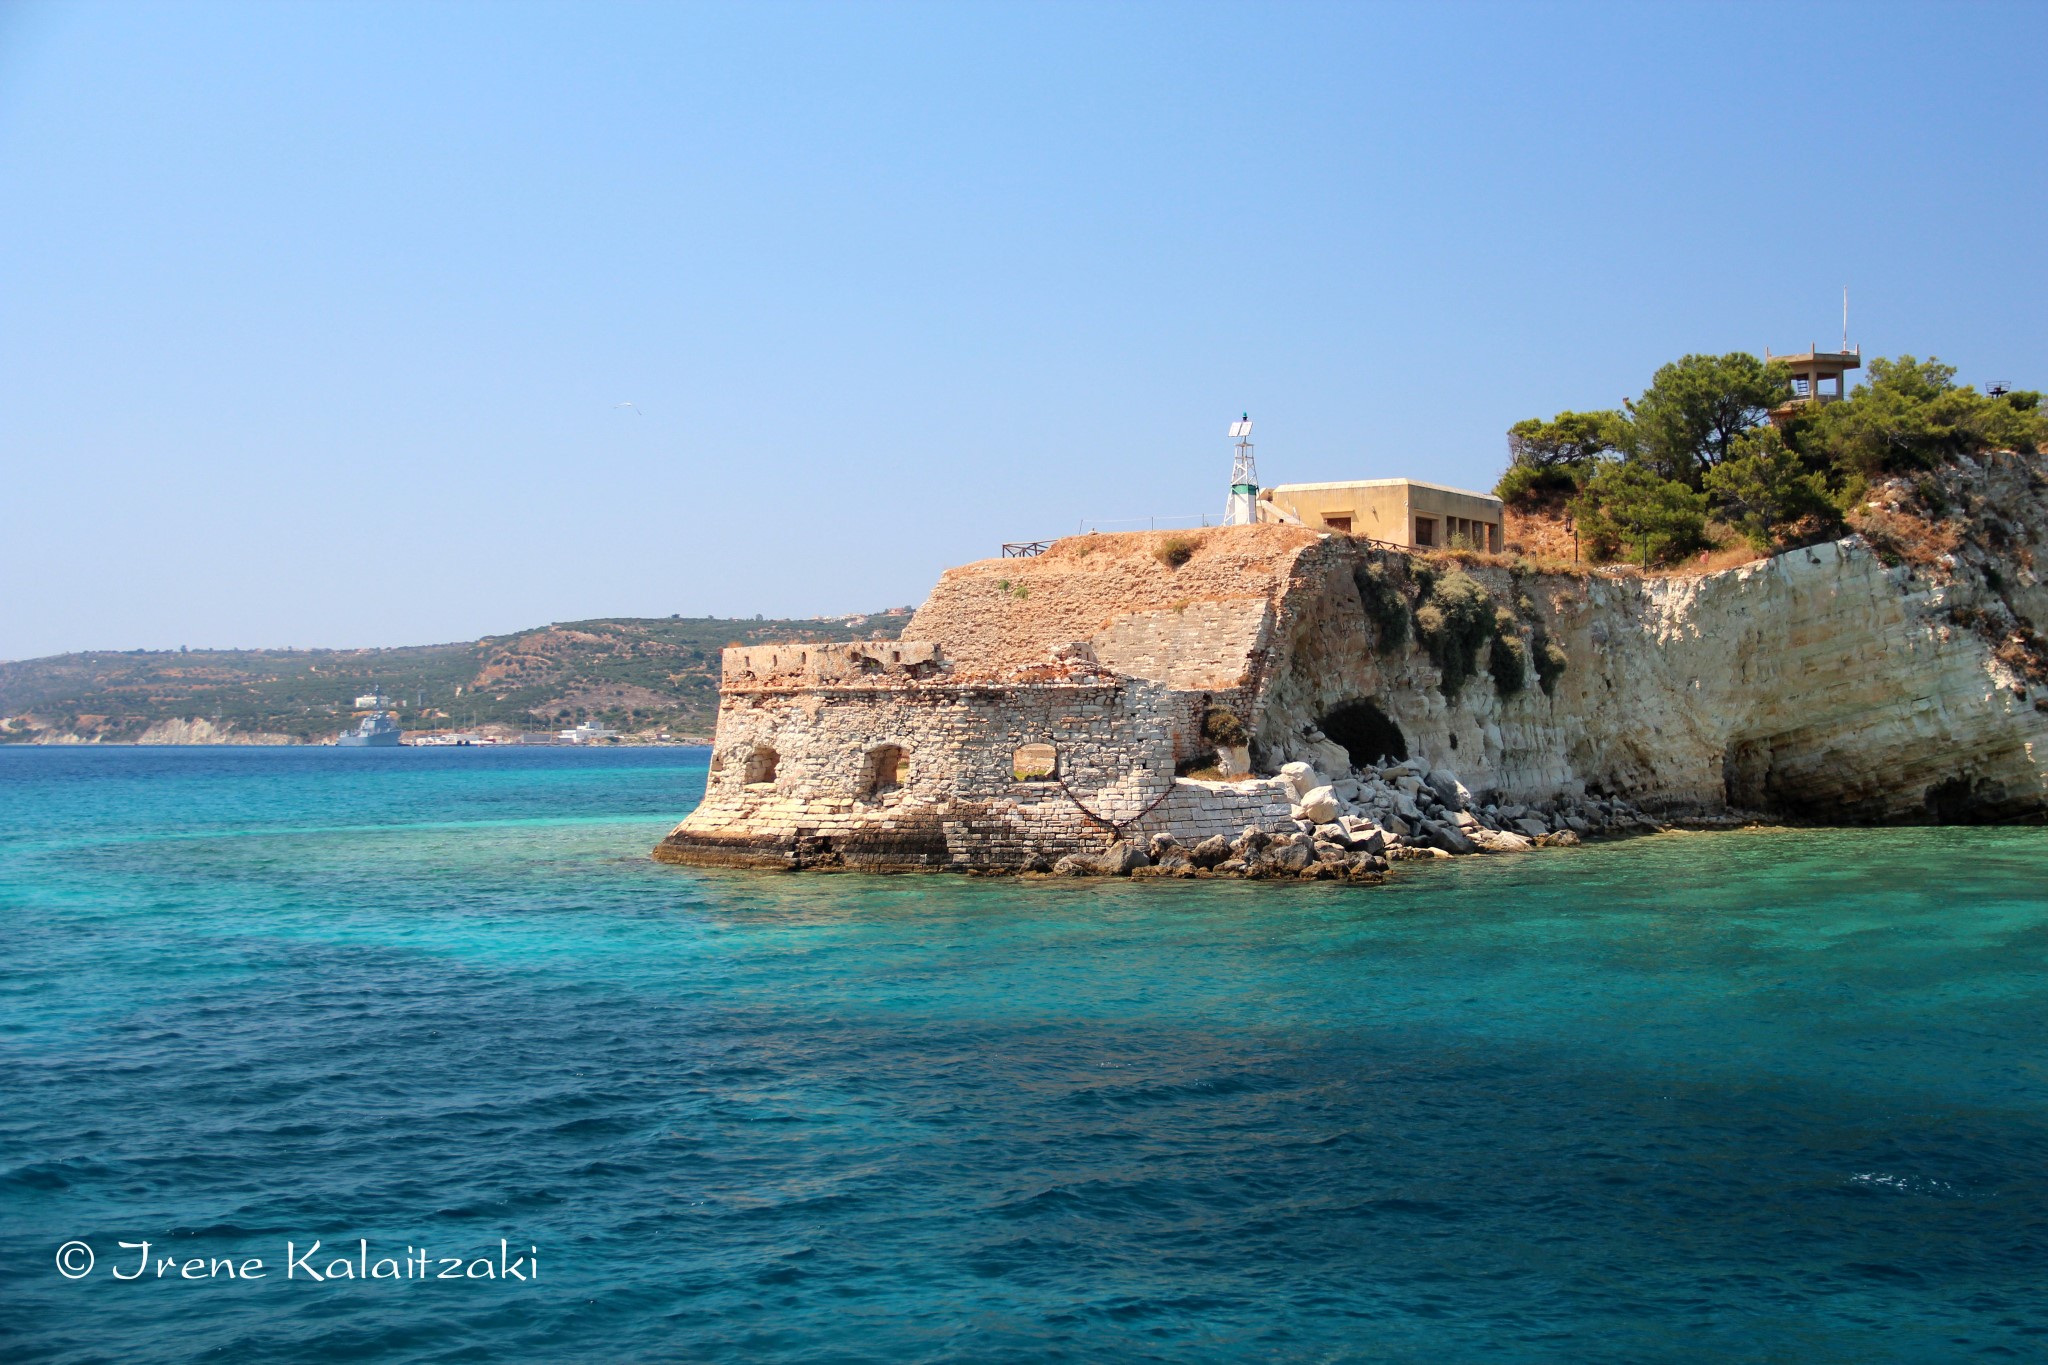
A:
722 641 942 685
1089 598 1274 690
906 526 1318 674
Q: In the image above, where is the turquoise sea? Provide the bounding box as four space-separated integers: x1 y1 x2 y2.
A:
2 746 2046 1363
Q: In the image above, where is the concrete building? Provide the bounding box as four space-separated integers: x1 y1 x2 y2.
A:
1767 348 1861 426
1256 478 1503 552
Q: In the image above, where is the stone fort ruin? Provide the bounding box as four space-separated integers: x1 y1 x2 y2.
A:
655 467 2048 873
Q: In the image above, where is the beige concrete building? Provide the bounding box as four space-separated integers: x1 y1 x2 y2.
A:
1767 348 1861 426
1257 478 1503 552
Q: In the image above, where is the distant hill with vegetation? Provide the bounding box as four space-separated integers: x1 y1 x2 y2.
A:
0 611 909 744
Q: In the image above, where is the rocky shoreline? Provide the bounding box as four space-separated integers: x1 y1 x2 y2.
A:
1015 742 1664 882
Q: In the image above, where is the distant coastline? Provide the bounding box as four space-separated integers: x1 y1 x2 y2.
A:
0 611 906 747
4 733 715 748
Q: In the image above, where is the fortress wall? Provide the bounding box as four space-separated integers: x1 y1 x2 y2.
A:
658 675 1254 870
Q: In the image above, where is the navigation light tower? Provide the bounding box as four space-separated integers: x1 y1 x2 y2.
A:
1224 414 1258 525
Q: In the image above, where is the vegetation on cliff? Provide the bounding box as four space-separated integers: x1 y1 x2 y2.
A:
1412 569 1496 699
1351 560 1565 703
1497 351 2048 566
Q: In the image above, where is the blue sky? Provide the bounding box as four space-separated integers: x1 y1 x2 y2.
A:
4 0 2044 659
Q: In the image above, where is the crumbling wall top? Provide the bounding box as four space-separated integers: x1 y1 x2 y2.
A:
721 641 943 687
905 525 1320 674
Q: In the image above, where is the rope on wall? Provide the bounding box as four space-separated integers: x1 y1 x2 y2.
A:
1054 771 1177 839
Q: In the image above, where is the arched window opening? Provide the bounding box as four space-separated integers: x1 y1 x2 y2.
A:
1013 743 1058 782
744 745 780 785
1320 699 1407 769
861 744 909 799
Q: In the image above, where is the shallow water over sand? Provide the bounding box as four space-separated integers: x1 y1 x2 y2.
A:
4 747 2046 1362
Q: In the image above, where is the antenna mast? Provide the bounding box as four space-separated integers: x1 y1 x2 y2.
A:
1224 414 1257 526
1843 286 1849 353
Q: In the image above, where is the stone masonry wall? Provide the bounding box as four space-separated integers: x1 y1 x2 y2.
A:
657 669 1283 870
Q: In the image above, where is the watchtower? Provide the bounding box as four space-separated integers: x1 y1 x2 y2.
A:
1768 347 1860 422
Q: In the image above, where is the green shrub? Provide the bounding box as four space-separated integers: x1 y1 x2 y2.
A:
1571 461 1709 566
1703 426 1839 551
1414 570 1496 699
1801 356 2048 477
1155 534 1198 568
1495 461 1582 509
1488 633 1528 697
1497 409 1631 507
1533 636 1568 695
1631 352 1791 486
1201 706 1248 747
1352 561 1410 652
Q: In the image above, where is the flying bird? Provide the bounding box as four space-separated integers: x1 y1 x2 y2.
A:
613 401 643 416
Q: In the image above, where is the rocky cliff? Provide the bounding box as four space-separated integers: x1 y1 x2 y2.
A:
1259 532 2046 822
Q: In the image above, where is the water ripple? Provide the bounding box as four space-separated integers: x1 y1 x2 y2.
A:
2 748 2047 1363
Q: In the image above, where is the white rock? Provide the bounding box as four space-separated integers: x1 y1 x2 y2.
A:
1295 785 1339 824
1278 761 1320 800
1303 738 1353 778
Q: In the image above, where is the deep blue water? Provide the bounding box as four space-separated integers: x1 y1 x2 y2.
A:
2 746 2046 1363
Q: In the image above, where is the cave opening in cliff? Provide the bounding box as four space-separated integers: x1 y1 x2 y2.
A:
1321 699 1407 768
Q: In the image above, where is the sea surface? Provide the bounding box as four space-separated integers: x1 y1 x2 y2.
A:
2 746 2045 1363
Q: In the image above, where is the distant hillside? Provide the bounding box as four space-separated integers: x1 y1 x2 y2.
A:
0 612 909 744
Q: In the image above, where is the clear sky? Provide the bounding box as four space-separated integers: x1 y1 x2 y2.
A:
4 0 2044 660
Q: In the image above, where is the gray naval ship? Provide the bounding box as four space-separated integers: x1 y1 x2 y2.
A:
336 692 403 747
